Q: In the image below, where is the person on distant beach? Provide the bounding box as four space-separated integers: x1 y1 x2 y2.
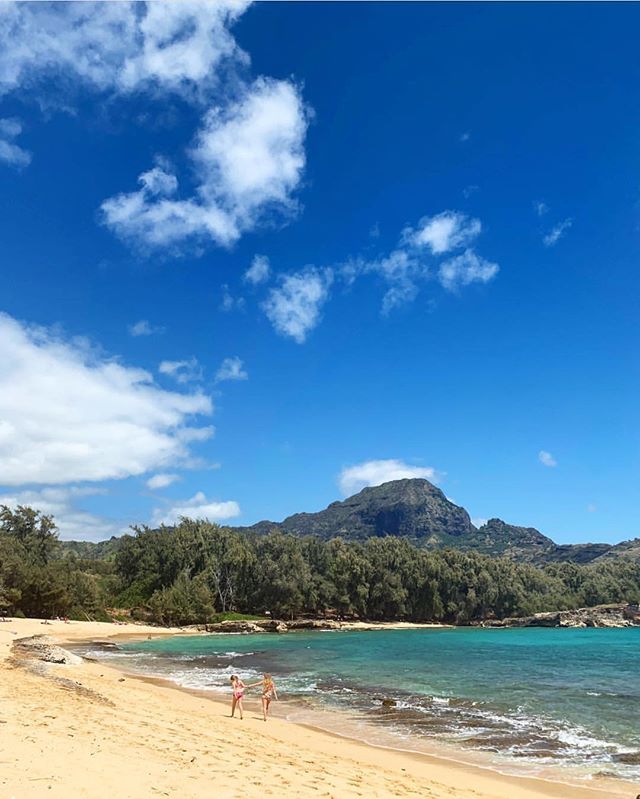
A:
247 673 278 721
229 675 246 720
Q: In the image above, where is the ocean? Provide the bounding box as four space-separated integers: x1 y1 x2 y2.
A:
80 627 640 786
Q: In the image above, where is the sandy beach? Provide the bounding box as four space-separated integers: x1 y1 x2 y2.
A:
0 618 634 799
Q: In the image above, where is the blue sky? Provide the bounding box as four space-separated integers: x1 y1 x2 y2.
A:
0 2 638 543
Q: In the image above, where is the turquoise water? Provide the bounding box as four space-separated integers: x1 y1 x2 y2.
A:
83 627 640 782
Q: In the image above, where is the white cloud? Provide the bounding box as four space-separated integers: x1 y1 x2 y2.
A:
403 211 481 255
219 284 246 312
101 77 309 250
263 267 333 343
0 117 31 168
367 250 422 315
534 200 548 216
543 218 572 247
0 312 213 486
128 319 163 337
244 254 271 285
471 517 488 529
462 184 479 199
298 209 499 334
159 357 202 384
438 249 499 292
538 450 557 468
152 491 240 526
215 356 247 382
146 473 180 490
338 459 440 496
0 486 122 542
0 1 249 99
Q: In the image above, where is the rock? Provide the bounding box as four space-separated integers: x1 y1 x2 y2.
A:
502 604 632 628
381 698 397 707
13 636 82 665
286 619 341 630
203 620 262 633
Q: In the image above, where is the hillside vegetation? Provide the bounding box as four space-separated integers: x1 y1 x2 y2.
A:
1 505 639 626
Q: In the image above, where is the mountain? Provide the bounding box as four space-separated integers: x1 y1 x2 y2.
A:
58 536 122 560
233 478 636 565
460 518 557 562
542 542 613 564
594 537 640 562
239 479 475 542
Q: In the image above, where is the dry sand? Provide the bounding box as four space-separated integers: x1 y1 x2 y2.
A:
0 617 635 799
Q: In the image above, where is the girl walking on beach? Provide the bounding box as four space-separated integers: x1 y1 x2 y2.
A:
229 675 246 720
248 673 278 721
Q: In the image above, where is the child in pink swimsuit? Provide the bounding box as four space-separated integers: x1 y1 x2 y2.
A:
230 675 246 720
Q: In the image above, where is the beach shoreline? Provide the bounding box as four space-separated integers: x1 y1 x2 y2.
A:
1 617 636 799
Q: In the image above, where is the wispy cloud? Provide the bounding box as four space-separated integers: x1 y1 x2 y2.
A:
340 210 496 316
128 319 164 337
538 450 557 468
261 209 499 341
159 357 203 384
215 356 248 382
438 249 499 292
146 473 180 491
152 491 240 526
534 200 548 217
403 211 482 255
263 267 333 343
586 503 597 513
0 485 123 542
543 218 572 247
338 459 440 496
0 117 31 168
244 254 271 285
219 284 246 313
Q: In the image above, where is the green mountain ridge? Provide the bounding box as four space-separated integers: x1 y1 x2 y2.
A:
230 478 636 565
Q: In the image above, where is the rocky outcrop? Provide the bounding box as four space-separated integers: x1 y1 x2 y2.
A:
12 635 82 664
198 618 341 633
498 604 639 628
285 619 341 630
198 620 263 633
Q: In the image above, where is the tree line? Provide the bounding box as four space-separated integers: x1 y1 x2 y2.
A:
1 505 639 625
